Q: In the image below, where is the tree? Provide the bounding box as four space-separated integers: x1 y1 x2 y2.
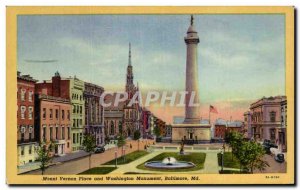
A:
82 133 96 169
117 135 126 159
225 131 269 173
36 141 54 175
117 135 126 148
154 126 161 137
237 141 269 173
226 131 244 161
133 130 141 140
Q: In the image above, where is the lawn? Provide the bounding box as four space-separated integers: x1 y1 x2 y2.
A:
217 152 240 169
103 151 149 165
79 167 116 175
137 152 206 172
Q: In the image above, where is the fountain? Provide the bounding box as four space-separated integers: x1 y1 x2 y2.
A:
144 157 195 169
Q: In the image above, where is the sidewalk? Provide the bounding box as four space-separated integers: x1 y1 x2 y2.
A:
52 150 89 163
202 152 219 174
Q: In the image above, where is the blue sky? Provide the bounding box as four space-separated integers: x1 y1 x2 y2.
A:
17 14 285 105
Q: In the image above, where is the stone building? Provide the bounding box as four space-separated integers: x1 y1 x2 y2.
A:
34 94 72 156
123 43 142 137
104 44 142 139
17 72 38 166
243 111 252 139
35 72 85 152
84 82 105 146
280 99 287 151
250 96 287 146
104 93 125 139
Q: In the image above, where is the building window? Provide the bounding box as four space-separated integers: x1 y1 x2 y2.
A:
28 91 33 102
42 108 46 119
62 110 65 120
56 126 59 140
29 145 32 154
73 133 76 144
79 133 82 145
67 110 70 120
55 109 59 119
73 119 76 128
21 106 26 119
29 126 33 141
49 109 53 119
67 127 70 139
50 127 53 141
28 106 33 120
20 126 25 142
73 105 76 113
80 106 82 114
43 126 46 141
21 147 25 156
270 129 276 141
62 126 65 139
67 142 70 148
119 121 122 134
270 111 276 122
110 121 115 135
21 89 26 101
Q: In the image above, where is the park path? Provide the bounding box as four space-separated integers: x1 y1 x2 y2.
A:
109 151 162 174
202 152 219 174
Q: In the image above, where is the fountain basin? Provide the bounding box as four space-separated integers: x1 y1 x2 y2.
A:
144 161 195 169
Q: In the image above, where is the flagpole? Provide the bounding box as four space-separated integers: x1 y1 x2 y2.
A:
209 106 211 124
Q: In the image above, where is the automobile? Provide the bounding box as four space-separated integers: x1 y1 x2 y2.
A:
262 140 278 154
275 153 285 163
94 146 105 154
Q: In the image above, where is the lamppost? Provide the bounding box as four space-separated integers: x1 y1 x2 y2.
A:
115 151 118 168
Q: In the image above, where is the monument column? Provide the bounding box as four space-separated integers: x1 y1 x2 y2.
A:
184 15 200 124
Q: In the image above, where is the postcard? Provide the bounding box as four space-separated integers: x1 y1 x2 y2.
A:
6 6 295 185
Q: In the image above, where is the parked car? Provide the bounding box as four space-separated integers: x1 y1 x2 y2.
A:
275 153 285 163
262 140 278 154
94 146 105 154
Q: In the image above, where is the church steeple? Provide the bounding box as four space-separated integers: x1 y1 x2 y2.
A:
128 43 132 66
126 43 134 94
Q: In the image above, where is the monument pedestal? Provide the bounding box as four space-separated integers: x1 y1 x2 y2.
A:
171 124 211 144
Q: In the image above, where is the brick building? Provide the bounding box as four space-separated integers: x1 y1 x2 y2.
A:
84 82 105 146
35 72 85 152
17 72 38 166
141 108 152 138
214 119 243 139
34 94 72 156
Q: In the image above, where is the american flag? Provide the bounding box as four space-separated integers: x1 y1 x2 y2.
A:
209 105 218 114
